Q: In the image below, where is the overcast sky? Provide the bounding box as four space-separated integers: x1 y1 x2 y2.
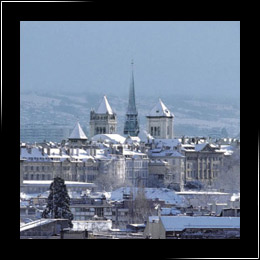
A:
20 21 240 99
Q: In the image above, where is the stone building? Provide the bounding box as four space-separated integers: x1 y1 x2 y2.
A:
67 121 88 148
70 195 113 221
20 145 98 183
146 99 174 139
124 149 149 187
144 216 240 239
181 143 225 187
89 96 117 138
147 139 185 191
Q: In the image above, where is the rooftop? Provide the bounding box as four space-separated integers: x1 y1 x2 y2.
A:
96 96 114 115
147 99 174 117
159 216 240 231
68 122 87 140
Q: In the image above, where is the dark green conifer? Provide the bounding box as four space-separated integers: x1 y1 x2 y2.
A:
42 177 74 228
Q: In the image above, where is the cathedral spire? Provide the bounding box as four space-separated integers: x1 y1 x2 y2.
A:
127 60 137 115
124 60 139 136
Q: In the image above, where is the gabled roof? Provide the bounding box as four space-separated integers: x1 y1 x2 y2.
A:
96 96 114 115
69 122 87 140
148 99 174 117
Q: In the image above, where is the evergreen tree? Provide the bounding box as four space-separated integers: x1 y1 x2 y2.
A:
42 177 74 228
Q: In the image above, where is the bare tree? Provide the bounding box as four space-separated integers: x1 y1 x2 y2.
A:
212 147 240 193
127 184 153 224
95 158 125 192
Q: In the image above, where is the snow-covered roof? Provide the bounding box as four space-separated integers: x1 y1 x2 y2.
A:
154 138 181 149
149 149 184 158
147 99 174 117
176 191 230 196
96 96 114 115
160 216 240 231
72 220 112 231
91 134 126 144
125 136 141 144
194 143 208 151
69 122 87 140
217 145 234 156
109 187 184 205
123 149 147 158
23 180 95 187
20 218 57 232
160 207 181 216
69 148 94 161
230 193 240 202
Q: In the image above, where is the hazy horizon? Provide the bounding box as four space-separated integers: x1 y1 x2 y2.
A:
20 21 240 100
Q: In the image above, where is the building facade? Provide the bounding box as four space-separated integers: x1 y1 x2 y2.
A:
181 143 225 187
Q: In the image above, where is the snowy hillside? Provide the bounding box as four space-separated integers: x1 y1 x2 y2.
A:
20 91 240 141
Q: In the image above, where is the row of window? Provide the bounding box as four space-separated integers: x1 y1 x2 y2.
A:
126 161 149 167
24 165 98 172
126 170 148 178
150 127 160 137
187 157 222 161
187 170 219 179
23 174 52 180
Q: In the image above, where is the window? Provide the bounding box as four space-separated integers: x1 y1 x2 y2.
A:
95 208 104 217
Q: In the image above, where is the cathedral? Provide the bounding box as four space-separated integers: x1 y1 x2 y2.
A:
123 61 140 137
88 62 174 140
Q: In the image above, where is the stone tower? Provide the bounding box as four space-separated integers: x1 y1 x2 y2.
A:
123 61 140 136
89 95 117 138
68 121 88 147
146 98 174 139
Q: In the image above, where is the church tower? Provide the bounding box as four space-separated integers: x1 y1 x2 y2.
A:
146 98 174 139
68 121 88 147
123 60 140 136
89 95 117 138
